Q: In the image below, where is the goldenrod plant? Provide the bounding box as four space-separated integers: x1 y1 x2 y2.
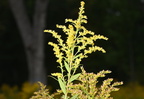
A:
31 1 123 99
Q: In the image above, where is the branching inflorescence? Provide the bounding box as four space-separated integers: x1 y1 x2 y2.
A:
31 1 123 99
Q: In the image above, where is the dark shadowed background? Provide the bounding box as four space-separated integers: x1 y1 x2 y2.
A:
0 0 144 89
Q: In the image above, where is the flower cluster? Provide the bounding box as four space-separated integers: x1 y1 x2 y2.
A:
67 67 123 99
44 1 108 78
31 1 122 99
30 82 53 99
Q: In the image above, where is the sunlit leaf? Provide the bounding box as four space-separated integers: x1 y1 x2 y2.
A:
64 61 70 73
70 94 78 99
58 77 66 94
69 73 81 82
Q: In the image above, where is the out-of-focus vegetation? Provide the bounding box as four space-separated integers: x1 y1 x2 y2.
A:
112 83 144 99
0 82 144 99
0 82 39 99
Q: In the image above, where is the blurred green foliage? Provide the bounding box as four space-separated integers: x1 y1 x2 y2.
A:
0 82 39 99
0 82 144 99
112 82 144 99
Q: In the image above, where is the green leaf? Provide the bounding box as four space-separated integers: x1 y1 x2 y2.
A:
64 61 70 73
69 73 81 82
73 54 81 59
58 77 66 94
70 94 78 99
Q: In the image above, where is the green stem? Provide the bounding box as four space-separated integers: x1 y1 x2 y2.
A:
63 23 81 99
64 93 68 99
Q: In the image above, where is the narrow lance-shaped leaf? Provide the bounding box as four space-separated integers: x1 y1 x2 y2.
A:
73 54 82 60
70 94 79 99
69 73 81 83
58 77 66 94
64 61 70 73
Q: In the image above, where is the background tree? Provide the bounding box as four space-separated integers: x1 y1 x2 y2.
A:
8 0 49 84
